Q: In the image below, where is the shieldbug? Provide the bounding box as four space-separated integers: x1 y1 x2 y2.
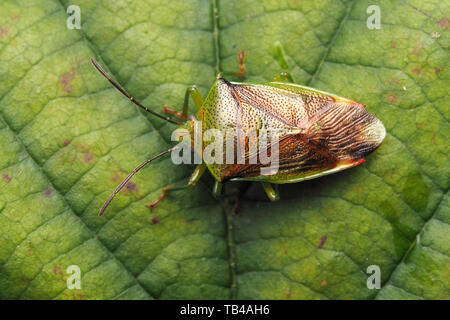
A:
92 56 385 216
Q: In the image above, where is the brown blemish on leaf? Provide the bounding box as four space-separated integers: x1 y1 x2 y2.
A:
318 235 327 249
2 173 11 183
44 189 52 197
320 279 328 286
387 94 397 104
63 144 94 163
435 68 441 74
0 27 8 38
417 123 425 129
110 169 125 183
412 66 422 75
78 144 94 163
151 216 159 224
390 41 396 48
62 139 71 146
125 181 137 192
355 186 361 194
53 265 62 275
390 78 399 85
60 69 75 94
74 291 85 300
27 248 32 256
438 18 449 30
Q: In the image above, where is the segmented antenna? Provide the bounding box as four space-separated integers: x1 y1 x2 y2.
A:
91 59 183 125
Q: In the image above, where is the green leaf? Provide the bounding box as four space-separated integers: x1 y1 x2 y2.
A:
0 0 448 299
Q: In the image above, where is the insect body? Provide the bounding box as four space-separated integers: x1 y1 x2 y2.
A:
92 59 385 215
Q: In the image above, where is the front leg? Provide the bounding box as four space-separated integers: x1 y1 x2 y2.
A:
147 163 207 210
161 85 204 120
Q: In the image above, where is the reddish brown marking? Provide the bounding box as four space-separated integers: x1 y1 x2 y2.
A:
355 186 361 194
411 66 422 75
435 68 441 74
352 158 366 166
44 189 52 197
60 69 75 94
27 248 32 256
390 41 396 48
75 291 85 300
318 235 327 249
387 94 397 104
0 27 8 38
438 18 449 30
417 123 425 129
431 133 436 145
79 145 94 163
390 78 399 84
62 139 71 146
320 279 328 286
151 216 159 224
125 181 137 192
53 265 62 275
2 173 11 183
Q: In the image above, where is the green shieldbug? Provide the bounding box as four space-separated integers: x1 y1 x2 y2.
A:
92 57 385 216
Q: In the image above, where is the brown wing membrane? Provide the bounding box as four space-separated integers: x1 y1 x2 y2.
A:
220 132 338 181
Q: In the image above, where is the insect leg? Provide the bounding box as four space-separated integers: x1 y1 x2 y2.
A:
273 71 294 83
161 86 204 120
147 163 207 211
261 182 280 202
212 181 223 199
234 50 246 78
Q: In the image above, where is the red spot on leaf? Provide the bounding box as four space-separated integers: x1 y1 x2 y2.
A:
60 69 75 94
2 173 11 183
320 279 328 286
125 181 137 192
438 18 449 30
387 94 397 104
411 66 422 75
0 27 8 38
435 68 441 74
318 236 327 249
62 139 71 146
44 189 52 197
151 216 159 224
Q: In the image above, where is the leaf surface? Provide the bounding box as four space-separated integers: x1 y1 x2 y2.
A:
0 0 448 299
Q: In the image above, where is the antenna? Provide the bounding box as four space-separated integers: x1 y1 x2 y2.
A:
99 148 175 216
91 59 183 125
